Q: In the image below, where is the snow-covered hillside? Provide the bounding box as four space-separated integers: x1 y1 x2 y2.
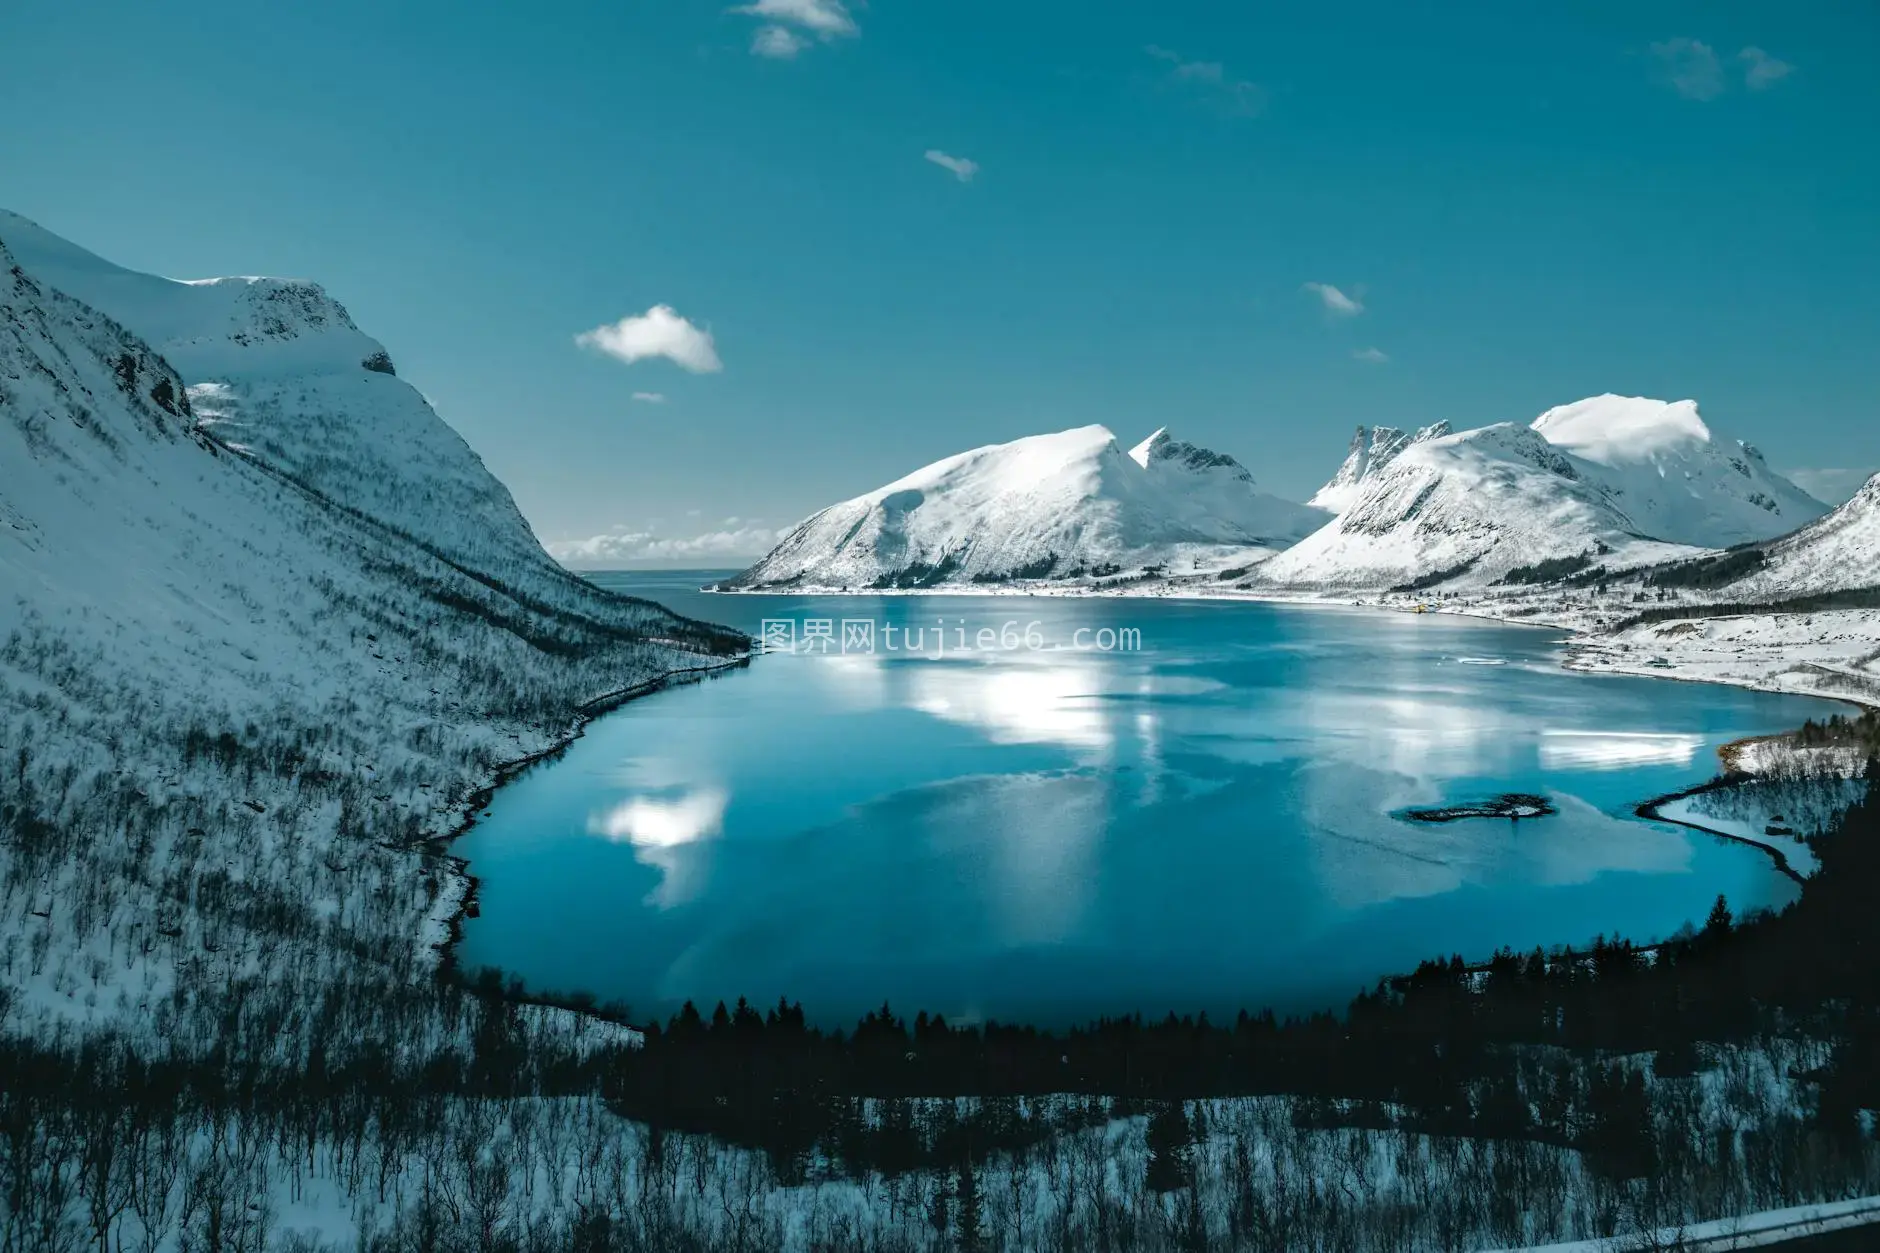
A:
1259 422 1682 588
1717 472 1880 599
0 218 742 1039
1307 422 1450 513
1258 396 1823 589
728 425 1322 589
1530 395 1823 548
0 209 570 589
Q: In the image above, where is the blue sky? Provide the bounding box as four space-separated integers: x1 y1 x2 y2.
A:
3 0 1876 564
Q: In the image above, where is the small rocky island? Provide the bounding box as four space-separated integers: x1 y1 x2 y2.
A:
1401 793 1557 823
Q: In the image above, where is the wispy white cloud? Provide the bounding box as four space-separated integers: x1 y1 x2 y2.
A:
1648 39 1794 100
750 24 808 58
1649 37 1725 101
1303 282 1365 317
733 0 856 57
576 306 723 373
735 0 855 36
551 523 785 568
1787 467 1876 505
1352 346 1389 364
631 392 667 404
1144 45 1264 117
924 150 979 182
1739 46 1794 90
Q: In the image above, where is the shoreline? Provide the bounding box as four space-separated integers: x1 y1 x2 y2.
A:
1633 773 1808 886
422 655 751 980
704 573 1879 714
444 575 1866 1027
1564 639 1880 716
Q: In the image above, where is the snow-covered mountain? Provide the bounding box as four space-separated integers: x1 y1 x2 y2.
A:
1711 472 1880 599
1529 395 1823 548
1259 395 1826 589
1307 422 1451 513
1260 421 1666 587
0 209 559 586
728 425 1324 589
0 215 740 1036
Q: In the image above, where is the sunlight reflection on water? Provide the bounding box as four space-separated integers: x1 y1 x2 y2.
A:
454 582 1836 1026
1539 730 1706 770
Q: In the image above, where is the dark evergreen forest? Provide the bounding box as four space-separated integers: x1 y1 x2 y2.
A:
4 762 1878 1249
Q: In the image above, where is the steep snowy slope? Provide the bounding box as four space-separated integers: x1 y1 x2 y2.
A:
729 425 1317 588
1530 395 1823 547
1259 423 1674 587
1713 473 1880 598
1263 397 1822 589
0 232 741 1037
0 210 581 598
1307 422 1451 513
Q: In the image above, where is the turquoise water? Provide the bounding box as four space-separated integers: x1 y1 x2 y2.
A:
454 572 1834 1027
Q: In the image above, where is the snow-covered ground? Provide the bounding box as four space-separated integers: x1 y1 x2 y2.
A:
18 1037 1872 1253
1564 611 1880 711
5 206 1875 1251
0 212 744 1043
1729 475 1880 601
1498 1194 1880 1251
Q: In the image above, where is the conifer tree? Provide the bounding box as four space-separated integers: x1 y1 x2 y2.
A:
1145 1100 1192 1193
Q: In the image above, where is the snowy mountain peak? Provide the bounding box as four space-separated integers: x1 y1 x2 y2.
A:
1128 427 1255 482
2 213 737 1039
730 424 1325 589
1307 421 1451 513
1262 396 1827 590
1263 420 1666 588
1528 394 1824 543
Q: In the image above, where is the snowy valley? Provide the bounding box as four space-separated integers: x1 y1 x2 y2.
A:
8 0 1880 1236
2 208 1877 1253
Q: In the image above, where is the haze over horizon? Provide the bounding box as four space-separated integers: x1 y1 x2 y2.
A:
3 0 1876 566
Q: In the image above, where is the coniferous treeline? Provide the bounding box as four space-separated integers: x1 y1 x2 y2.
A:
583 764 1880 1168
1794 712 1880 759
4 763 1879 1248
1613 587 1880 632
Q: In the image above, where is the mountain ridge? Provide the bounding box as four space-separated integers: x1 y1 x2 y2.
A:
1307 422 1451 513
1257 395 1825 589
0 208 572 593
728 424 1324 589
